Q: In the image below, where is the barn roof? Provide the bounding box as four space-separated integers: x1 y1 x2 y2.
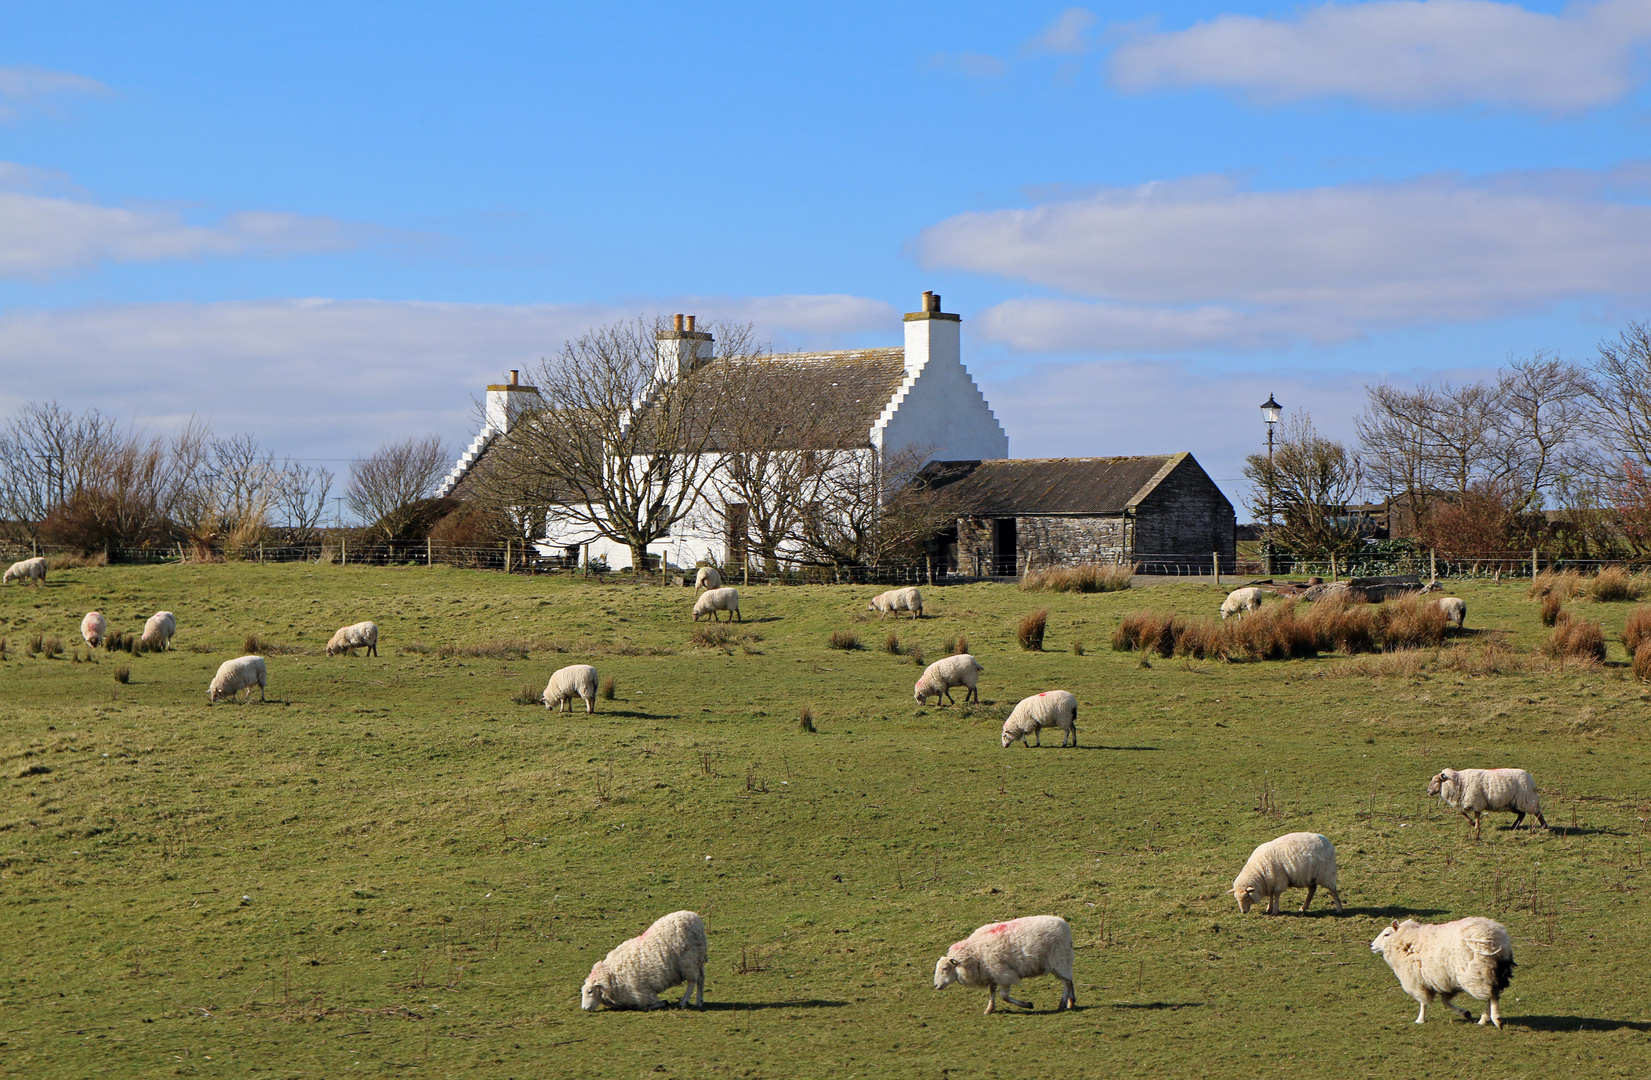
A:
918 454 1195 516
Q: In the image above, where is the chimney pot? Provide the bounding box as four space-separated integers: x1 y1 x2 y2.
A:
673 313 685 331
922 290 934 312
685 314 696 332
509 369 518 386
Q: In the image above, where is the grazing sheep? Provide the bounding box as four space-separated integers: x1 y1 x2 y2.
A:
933 915 1076 1014
693 565 722 591
80 611 107 648
580 910 707 1012
868 586 923 619
1428 768 1545 838
1001 690 1078 748
1220 586 1265 620
3 557 45 586
1233 832 1343 915
1370 917 1515 1027
325 620 379 657
141 611 177 651
914 653 982 706
208 655 266 704
692 587 741 622
1435 596 1467 628
543 663 599 714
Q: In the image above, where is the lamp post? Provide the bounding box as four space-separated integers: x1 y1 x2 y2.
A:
1260 394 1282 575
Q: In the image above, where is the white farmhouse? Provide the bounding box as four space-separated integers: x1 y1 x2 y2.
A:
437 291 1007 570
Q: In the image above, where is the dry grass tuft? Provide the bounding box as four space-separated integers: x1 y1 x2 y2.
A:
1529 568 1586 601
827 629 861 651
1071 640 1085 656
41 635 62 659
1590 564 1644 602
1545 614 1607 664
1018 609 1048 651
1635 643 1651 683
1112 610 1182 657
1020 563 1135 593
883 631 901 655
799 704 816 733
599 675 616 700
1625 605 1651 655
953 633 969 656
1541 592 1564 627
45 551 107 570
511 685 543 706
113 665 131 684
437 639 534 660
1372 595 1449 650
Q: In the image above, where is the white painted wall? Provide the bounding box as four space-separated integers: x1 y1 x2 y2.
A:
872 313 1008 463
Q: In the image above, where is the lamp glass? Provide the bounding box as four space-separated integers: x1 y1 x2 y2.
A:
1260 394 1282 425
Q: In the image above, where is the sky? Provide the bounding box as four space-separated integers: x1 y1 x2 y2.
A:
3 0 1651 517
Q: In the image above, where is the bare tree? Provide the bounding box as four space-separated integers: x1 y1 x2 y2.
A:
1491 352 1594 512
490 316 760 571
1244 413 1365 558
789 443 954 571
1589 320 1651 471
347 435 450 539
0 402 120 536
272 460 334 542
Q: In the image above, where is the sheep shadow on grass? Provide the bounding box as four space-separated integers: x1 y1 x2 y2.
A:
699 1000 848 1011
1339 906 1451 919
1504 1015 1651 1033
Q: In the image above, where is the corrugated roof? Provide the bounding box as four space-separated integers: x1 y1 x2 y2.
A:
919 455 1184 515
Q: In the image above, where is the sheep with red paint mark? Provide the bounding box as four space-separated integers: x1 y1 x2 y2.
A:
580 910 707 1012
933 915 1076 1014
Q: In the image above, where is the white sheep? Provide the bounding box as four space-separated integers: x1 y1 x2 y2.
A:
326 620 379 657
1434 596 1467 628
3 557 45 586
868 586 923 619
693 565 722 591
933 915 1076 1014
1232 832 1343 915
80 611 107 649
1220 586 1265 620
692 587 741 622
543 663 599 714
1427 768 1545 838
1370 917 1515 1027
141 611 176 651
208 655 267 704
1001 690 1078 748
580 910 707 1012
913 653 982 706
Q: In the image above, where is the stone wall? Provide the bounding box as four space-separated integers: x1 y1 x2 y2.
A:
1017 515 1129 568
1133 459 1236 558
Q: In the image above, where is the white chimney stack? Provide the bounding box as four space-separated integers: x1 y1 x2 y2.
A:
902 289 960 377
655 313 714 383
486 369 539 433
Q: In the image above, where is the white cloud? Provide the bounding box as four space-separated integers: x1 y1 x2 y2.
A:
1027 8 1099 55
0 294 902 460
1109 0 1651 111
917 168 1651 352
0 65 107 120
0 183 370 278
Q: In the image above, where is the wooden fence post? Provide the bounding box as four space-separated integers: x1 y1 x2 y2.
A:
1532 547 1538 579
1213 551 1220 586
506 539 512 574
341 537 347 565
427 537 432 566
1430 548 1437 581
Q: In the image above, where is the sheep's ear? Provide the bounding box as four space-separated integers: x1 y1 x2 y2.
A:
1390 920 1400 930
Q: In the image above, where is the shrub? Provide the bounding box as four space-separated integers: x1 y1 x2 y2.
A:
1018 609 1048 651
799 704 816 733
1541 592 1564 627
1020 563 1135 593
1636 643 1651 683
599 675 617 700
1545 616 1607 664
113 665 130 684
827 629 861 651
1590 565 1642 602
1625 605 1651 655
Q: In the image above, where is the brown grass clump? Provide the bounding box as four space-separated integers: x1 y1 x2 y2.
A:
1299 596 1377 654
883 631 901 655
799 705 816 733
599 675 616 700
1071 640 1085 656
1541 592 1564 627
954 633 969 656
45 551 107 570
1589 564 1643 602
693 625 737 649
1624 605 1651 655
511 684 543 706
1529 568 1586 601
113 665 131 684
244 633 267 654
1171 618 1223 660
1635 643 1651 683
1224 602 1320 661
436 639 534 660
41 635 62 659
1372 595 1448 650
1020 563 1135 593
827 629 861 651
1545 614 1607 664
1018 609 1048 651
1112 610 1182 657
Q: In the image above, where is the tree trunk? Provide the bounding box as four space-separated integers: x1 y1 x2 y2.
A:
629 542 649 574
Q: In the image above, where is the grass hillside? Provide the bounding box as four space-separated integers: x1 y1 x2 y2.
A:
2 563 1650 1078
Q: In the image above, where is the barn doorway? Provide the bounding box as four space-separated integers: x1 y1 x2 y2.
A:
992 517 1017 576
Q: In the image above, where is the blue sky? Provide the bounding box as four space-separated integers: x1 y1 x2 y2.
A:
3 0 1650 513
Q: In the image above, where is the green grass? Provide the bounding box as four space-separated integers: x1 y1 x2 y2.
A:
2 564 1651 1077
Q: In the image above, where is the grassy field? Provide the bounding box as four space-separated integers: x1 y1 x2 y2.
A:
2 563 1650 1078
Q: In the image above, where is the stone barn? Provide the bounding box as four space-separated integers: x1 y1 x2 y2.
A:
920 454 1236 575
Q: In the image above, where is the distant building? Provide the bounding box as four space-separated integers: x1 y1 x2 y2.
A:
919 454 1236 574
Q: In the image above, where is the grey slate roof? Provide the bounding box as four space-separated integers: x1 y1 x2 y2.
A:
698 347 909 448
918 455 1189 516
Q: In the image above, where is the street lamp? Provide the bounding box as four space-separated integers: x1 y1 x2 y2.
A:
1260 394 1282 574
